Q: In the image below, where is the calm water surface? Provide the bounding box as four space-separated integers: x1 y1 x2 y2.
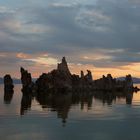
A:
1 84 140 140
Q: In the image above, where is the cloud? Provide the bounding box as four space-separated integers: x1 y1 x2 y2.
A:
0 6 16 14
49 3 75 8
24 57 59 66
76 8 111 32
0 0 140 78
0 51 59 78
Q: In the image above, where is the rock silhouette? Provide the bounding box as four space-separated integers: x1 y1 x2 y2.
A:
125 74 133 90
18 57 136 124
3 74 14 104
4 74 14 93
19 57 139 99
20 67 32 88
2 57 138 125
57 57 71 75
20 67 36 95
36 57 72 93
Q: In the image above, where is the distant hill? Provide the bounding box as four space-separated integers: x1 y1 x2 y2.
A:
0 78 37 84
117 77 140 84
0 78 21 84
13 78 22 84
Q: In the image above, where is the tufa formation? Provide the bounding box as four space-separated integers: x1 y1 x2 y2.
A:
20 67 36 95
4 74 14 93
3 74 14 104
19 57 138 94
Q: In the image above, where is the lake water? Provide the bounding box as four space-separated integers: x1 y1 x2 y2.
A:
1 84 140 140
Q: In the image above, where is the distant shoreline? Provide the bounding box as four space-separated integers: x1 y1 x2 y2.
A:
1 78 140 84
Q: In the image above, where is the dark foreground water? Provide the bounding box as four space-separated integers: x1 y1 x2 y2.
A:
0 84 140 140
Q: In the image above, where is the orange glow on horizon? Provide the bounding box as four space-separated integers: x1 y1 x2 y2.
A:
1 63 139 80
1 52 140 80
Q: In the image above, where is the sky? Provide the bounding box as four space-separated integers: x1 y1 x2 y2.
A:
0 0 140 79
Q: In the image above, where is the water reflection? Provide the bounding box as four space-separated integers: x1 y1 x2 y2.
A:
37 93 71 124
20 95 32 115
4 90 14 104
126 92 133 104
1 84 140 140
93 91 133 105
19 89 134 124
2 84 134 125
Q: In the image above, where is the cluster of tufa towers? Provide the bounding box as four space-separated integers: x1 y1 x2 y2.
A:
3 57 138 96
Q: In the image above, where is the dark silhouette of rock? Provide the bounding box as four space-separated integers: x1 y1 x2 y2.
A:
80 70 93 82
133 86 140 92
20 57 137 95
36 73 49 93
4 74 14 93
3 74 14 104
20 67 32 88
81 71 84 79
20 67 36 95
36 57 72 93
57 57 71 75
71 74 81 91
93 73 137 92
125 75 133 90
94 74 114 90
85 70 93 81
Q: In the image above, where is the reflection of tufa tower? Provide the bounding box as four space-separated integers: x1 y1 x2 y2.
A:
57 57 71 75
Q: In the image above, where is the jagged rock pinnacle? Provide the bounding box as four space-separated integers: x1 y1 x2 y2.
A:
62 57 67 64
20 67 32 87
81 71 84 79
57 57 71 75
